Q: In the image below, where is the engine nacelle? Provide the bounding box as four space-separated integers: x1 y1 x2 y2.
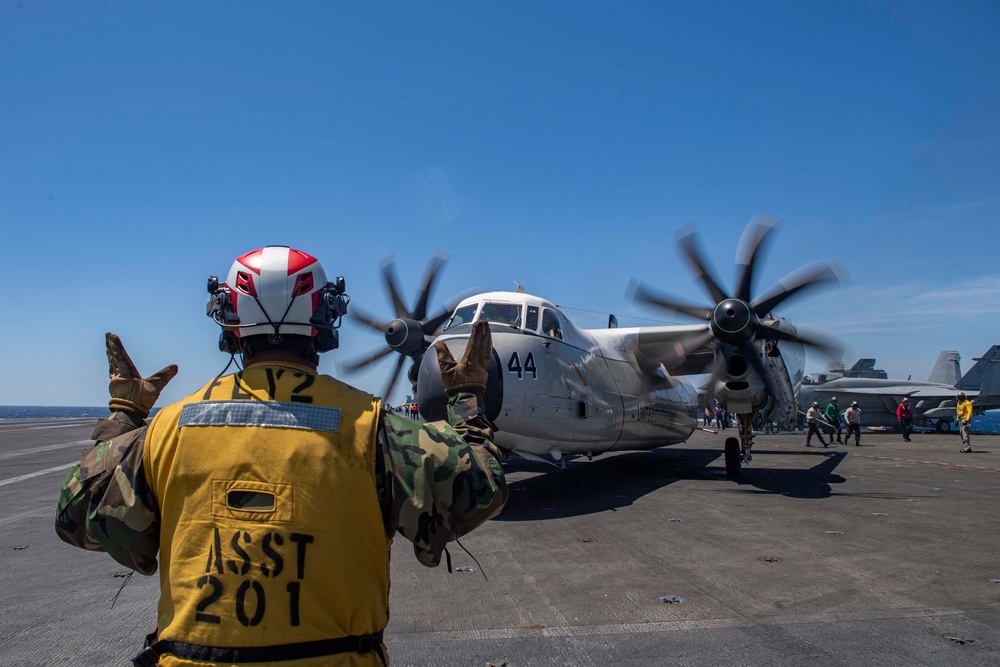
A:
711 343 769 414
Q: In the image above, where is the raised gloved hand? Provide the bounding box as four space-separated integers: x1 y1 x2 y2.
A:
105 332 178 419
434 320 492 395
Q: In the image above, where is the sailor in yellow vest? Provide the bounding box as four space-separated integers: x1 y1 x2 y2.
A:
57 247 508 666
956 391 973 453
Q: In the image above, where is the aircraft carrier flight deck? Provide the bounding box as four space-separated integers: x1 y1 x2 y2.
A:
2 418 998 666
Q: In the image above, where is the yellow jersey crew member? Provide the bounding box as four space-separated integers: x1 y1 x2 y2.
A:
56 246 509 666
956 391 973 453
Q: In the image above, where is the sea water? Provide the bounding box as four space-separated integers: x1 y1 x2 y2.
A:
0 406 107 420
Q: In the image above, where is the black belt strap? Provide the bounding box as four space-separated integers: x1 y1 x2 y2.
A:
133 631 385 665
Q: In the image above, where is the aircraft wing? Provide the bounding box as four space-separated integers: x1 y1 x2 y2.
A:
824 386 978 398
630 325 716 376
823 386 921 396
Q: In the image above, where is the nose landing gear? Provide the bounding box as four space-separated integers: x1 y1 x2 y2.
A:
724 415 755 480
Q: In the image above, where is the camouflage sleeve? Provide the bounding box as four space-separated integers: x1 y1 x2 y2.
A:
55 421 161 576
380 392 508 567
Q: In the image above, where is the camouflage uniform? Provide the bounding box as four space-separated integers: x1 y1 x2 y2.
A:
56 390 507 574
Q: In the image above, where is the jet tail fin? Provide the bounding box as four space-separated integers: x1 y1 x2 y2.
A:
956 345 1000 399
927 350 961 385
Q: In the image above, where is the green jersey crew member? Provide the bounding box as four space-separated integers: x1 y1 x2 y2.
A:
56 246 509 666
824 397 842 444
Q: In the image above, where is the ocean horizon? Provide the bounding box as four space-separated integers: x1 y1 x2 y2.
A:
3 405 999 433
0 406 109 420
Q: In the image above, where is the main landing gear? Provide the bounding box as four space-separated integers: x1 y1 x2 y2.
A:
725 414 755 480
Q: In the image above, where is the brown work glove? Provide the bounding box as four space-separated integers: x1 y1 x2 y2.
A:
105 332 179 419
434 320 492 395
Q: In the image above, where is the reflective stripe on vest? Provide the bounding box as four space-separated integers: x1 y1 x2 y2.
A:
143 363 388 665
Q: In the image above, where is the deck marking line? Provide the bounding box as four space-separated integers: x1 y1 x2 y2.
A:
850 453 999 474
0 422 96 433
0 439 92 461
386 605 998 643
0 462 75 487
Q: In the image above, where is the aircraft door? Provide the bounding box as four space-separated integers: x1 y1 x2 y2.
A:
505 329 579 442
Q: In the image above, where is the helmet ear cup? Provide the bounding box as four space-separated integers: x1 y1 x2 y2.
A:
309 278 349 353
207 277 242 353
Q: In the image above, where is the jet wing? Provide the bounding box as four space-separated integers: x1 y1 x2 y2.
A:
824 386 920 396
825 386 977 398
630 325 716 376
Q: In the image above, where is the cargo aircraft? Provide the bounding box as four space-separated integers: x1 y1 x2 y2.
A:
343 217 845 479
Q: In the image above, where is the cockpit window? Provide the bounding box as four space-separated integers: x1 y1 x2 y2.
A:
525 305 539 332
541 308 563 340
444 304 478 330
479 302 521 327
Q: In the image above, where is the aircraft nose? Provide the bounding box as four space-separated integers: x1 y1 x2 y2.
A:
417 334 503 423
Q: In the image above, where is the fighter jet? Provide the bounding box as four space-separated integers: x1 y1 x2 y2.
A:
799 346 1000 432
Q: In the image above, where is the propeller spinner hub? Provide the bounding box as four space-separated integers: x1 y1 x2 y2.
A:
711 299 758 344
385 317 425 357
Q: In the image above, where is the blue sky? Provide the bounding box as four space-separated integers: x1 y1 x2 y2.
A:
1 1 998 406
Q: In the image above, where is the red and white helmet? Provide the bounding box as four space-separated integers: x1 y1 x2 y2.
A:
224 246 328 339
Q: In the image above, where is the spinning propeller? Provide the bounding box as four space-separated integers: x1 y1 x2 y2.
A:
343 253 460 400
629 216 846 408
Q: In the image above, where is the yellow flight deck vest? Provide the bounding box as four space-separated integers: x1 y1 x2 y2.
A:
143 362 389 666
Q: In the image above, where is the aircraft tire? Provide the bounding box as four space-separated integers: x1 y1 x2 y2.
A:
936 419 951 433
725 437 741 479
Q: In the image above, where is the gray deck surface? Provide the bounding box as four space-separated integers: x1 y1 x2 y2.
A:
1 418 997 666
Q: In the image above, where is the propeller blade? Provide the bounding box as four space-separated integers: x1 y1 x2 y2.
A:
422 305 455 336
734 215 781 302
342 345 394 373
381 354 407 401
757 323 844 359
751 260 849 317
627 280 713 321
659 328 715 373
347 305 391 334
380 258 409 319
412 252 448 321
677 225 729 304
739 340 781 405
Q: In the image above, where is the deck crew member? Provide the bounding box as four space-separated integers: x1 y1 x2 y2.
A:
843 401 862 446
896 397 914 442
824 396 842 444
56 246 508 666
806 401 828 447
956 391 973 453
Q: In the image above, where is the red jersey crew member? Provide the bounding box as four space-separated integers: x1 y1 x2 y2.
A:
56 246 509 666
896 397 913 442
